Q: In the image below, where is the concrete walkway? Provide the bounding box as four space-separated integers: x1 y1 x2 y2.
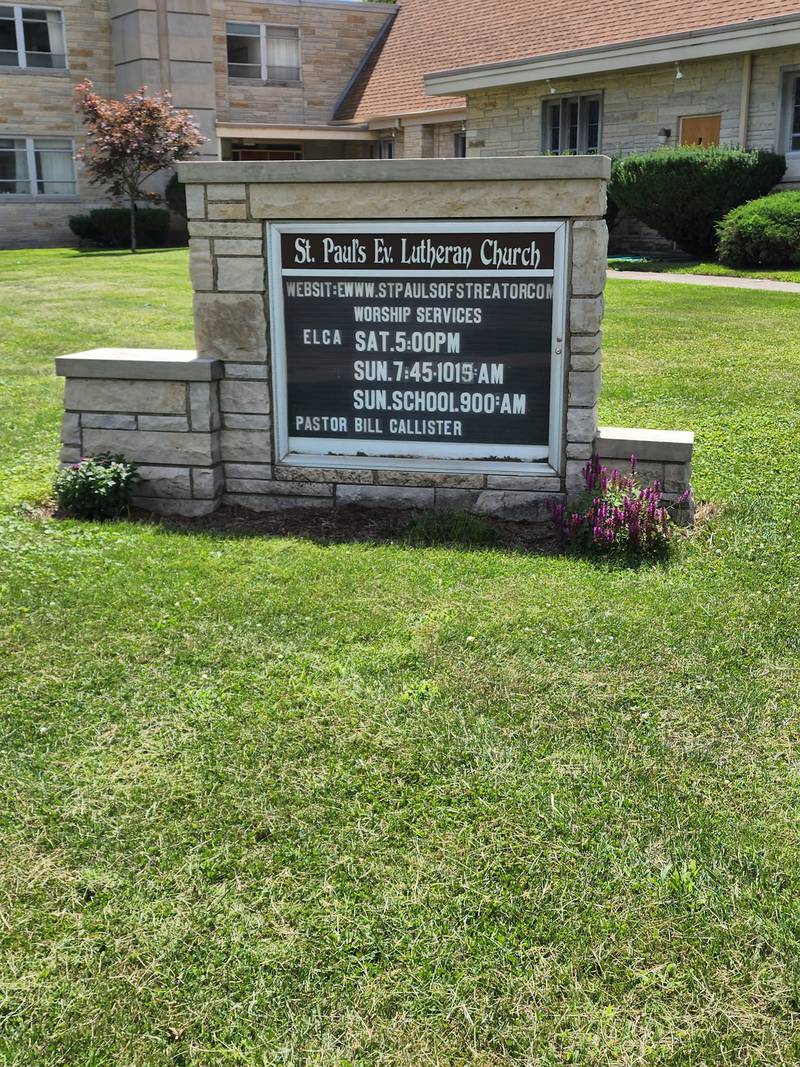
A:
608 269 800 294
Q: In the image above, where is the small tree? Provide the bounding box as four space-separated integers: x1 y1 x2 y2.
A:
74 80 204 252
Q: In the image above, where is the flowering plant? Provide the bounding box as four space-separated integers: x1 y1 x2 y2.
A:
54 454 139 520
550 454 688 557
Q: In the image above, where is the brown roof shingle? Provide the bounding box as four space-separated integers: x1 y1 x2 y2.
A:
336 0 800 122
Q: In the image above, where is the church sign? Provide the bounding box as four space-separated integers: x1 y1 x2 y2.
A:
268 221 567 473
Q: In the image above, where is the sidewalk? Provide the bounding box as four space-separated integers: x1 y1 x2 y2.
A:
608 269 800 294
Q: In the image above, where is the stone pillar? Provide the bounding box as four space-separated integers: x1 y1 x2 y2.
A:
565 220 606 495
177 157 612 517
401 123 435 158
55 349 224 516
110 0 218 158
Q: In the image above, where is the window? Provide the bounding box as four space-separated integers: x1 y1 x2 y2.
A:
0 5 66 69
679 114 721 147
232 144 302 161
542 94 601 154
371 139 393 160
0 136 76 195
226 23 300 82
454 131 467 157
786 72 800 153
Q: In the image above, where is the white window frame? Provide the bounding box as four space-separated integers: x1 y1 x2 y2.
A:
225 22 301 83
0 134 77 196
541 92 603 155
1 4 68 70
780 68 800 157
267 219 568 478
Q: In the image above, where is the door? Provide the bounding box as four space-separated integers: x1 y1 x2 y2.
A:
680 115 721 147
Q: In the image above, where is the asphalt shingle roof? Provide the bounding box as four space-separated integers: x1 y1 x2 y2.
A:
335 0 800 122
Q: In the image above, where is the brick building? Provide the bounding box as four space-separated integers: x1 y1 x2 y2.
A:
3 0 800 248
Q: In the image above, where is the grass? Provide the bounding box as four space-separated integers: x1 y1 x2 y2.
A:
608 257 800 284
1 248 800 1065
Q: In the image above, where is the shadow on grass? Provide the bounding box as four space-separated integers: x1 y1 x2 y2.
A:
37 499 688 565
48 503 685 566
134 504 560 556
70 247 188 258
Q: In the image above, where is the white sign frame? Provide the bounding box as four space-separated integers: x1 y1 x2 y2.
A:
267 219 568 476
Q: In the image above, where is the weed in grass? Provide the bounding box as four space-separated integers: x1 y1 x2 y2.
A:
399 510 500 548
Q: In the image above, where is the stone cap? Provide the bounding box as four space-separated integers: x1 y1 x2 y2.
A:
595 426 694 464
178 156 612 185
56 349 223 381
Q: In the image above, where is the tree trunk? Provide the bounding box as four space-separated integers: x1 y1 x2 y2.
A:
130 198 137 254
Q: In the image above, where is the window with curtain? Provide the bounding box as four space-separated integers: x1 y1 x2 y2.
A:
541 94 601 155
0 135 75 195
226 22 301 82
0 5 66 68
266 26 300 81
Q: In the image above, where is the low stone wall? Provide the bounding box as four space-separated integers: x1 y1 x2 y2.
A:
57 348 694 521
593 427 693 501
56 349 224 516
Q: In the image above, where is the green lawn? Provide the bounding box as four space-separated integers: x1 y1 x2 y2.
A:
2 249 800 1066
609 258 800 285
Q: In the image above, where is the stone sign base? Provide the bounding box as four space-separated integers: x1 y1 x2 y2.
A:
56 347 693 519
55 158 695 521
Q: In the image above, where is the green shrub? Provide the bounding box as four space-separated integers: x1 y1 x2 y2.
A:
716 190 800 267
164 172 187 219
68 207 170 248
54 453 139 519
609 147 786 257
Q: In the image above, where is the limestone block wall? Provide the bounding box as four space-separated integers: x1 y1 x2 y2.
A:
593 427 693 503
111 0 218 155
54 158 694 522
56 349 225 516
212 0 392 128
466 47 800 160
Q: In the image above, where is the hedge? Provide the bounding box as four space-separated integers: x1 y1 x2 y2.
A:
68 208 171 249
608 147 786 257
165 173 187 219
716 190 800 268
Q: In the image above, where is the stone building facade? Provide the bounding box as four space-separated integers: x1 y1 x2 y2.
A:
0 0 115 247
463 49 800 163
0 0 393 248
5 0 800 250
456 46 800 251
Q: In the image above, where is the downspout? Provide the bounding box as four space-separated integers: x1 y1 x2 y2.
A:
739 53 753 147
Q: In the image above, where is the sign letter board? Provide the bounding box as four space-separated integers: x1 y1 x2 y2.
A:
268 221 567 472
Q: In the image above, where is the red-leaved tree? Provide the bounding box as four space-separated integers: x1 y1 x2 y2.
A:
74 80 205 252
